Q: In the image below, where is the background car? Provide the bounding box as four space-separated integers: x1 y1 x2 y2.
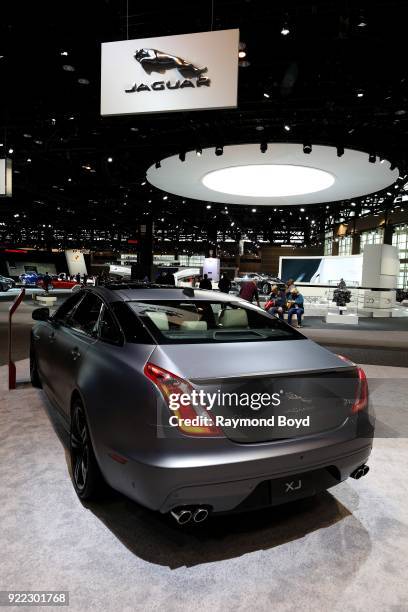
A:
36 276 81 290
19 272 43 285
30 283 374 525
0 274 15 291
233 273 286 295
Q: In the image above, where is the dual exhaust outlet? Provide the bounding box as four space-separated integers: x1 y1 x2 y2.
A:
350 464 370 480
170 506 209 525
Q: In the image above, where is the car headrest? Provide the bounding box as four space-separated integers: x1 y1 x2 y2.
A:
146 311 169 331
219 308 248 328
180 320 208 330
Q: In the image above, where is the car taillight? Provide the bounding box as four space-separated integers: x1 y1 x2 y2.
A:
352 367 368 413
144 362 224 437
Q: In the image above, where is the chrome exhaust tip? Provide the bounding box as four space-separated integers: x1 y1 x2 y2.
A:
350 464 370 480
170 508 192 525
193 508 209 523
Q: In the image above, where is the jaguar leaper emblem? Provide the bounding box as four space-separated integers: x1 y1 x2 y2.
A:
134 48 208 79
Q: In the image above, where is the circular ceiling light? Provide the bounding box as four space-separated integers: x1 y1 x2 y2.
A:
147 144 399 206
202 165 335 197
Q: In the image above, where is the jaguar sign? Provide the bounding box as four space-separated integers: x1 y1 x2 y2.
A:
101 29 239 115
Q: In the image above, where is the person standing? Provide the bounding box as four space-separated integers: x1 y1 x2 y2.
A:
218 273 231 294
43 271 51 293
75 272 81 284
199 274 212 290
239 279 260 307
287 288 304 327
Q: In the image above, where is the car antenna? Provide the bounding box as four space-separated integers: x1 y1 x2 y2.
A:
182 287 195 297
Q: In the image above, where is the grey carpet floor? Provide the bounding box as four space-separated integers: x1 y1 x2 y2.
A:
1 361 408 612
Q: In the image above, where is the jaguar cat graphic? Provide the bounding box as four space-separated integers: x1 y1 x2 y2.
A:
134 48 208 79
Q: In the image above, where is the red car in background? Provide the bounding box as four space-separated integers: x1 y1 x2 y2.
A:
36 277 81 290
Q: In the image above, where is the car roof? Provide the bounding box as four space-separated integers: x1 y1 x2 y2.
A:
88 282 244 304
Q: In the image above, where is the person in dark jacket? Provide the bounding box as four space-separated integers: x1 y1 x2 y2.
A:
239 280 260 307
266 285 286 319
218 273 231 294
43 272 52 293
75 272 81 284
287 287 304 327
199 274 212 290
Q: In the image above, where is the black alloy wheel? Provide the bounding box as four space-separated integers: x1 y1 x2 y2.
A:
70 400 105 500
262 282 271 295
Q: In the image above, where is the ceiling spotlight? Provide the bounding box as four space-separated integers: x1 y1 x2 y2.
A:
252 208 257 212
284 124 291 132
179 151 186 162
303 143 312 154
8 148 13 154
60 50 68 56
206 204 212 209
351 202 356 207
263 92 270 99
78 78 90 85
337 145 344 157
281 24 290 36
141 181 146 185
26 157 32 163
107 156 113 163
215 145 223 156
238 50 246 58
260 142 268 153
155 161 161 169
368 152 376 163
357 91 364 98
300 208 305 212
357 15 367 27
196 147 202 156
62 64 75 72
163 195 168 200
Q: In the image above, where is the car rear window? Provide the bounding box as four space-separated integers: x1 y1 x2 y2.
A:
128 300 304 344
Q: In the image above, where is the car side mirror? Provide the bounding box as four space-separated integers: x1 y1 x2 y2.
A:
32 307 50 321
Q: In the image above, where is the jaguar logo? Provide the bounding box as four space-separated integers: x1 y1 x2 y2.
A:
134 48 208 79
125 48 211 94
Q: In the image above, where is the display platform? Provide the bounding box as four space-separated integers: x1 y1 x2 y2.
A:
325 312 359 325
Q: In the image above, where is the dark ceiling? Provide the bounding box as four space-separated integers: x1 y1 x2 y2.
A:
1 0 408 252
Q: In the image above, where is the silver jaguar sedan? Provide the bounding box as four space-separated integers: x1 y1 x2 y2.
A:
30 283 374 524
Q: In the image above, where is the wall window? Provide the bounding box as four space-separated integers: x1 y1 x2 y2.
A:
359 229 384 253
392 224 408 288
324 230 333 255
338 235 353 256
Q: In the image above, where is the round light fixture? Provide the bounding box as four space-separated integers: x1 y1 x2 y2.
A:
202 165 335 197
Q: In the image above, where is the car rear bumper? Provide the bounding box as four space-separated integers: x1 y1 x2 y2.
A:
105 433 373 513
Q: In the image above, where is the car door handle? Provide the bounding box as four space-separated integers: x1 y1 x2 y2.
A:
71 347 81 361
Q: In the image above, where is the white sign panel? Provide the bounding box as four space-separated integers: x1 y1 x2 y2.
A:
65 250 87 276
101 29 239 115
0 158 12 197
203 257 220 282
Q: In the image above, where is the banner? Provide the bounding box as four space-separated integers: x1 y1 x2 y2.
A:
101 29 239 115
65 250 87 276
0 158 12 197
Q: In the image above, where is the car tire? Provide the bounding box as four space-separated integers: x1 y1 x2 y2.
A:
30 348 42 388
70 400 106 500
262 282 271 295
0 283 8 292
